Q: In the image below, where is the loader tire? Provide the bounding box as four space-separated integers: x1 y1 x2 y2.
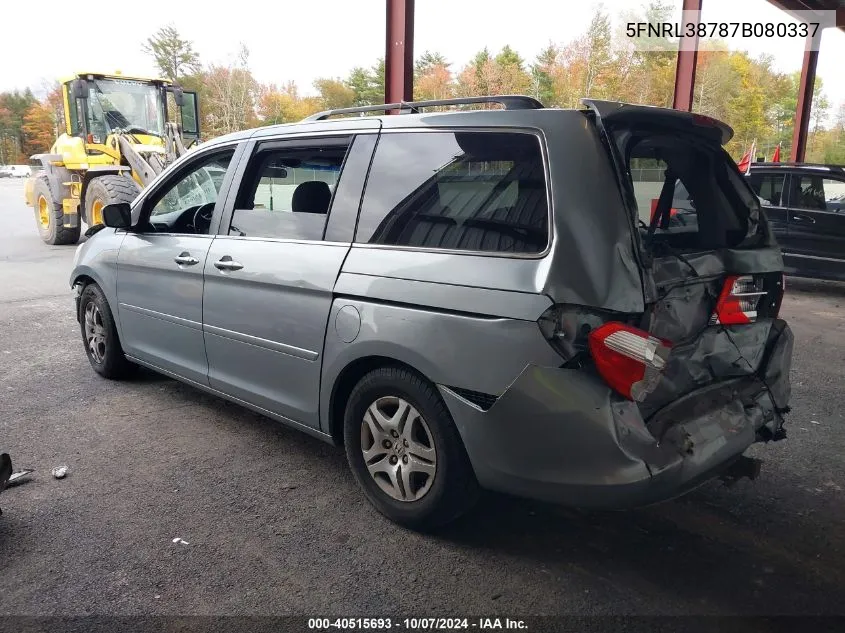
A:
33 177 80 245
84 175 141 227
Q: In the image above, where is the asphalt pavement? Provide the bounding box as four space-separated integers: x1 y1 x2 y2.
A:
1 177 844 619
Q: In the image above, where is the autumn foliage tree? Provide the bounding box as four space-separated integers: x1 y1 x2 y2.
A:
21 103 56 155
259 82 321 124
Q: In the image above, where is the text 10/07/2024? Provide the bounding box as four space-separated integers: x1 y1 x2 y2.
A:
307 618 528 630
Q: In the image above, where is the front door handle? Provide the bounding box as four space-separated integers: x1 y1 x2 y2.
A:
791 214 816 224
214 256 244 271
174 252 199 266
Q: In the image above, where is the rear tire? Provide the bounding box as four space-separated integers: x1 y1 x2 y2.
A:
33 177 80 245
344 366 479 531
84 175 141 226
79 283 136 379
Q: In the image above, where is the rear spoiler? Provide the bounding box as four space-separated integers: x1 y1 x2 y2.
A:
582 99 734 145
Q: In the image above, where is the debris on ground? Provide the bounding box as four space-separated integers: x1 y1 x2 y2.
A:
172 537 190 545
51 465 69 479
7 469 34 486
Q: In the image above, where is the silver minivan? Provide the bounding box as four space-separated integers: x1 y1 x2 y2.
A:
71 96 793 529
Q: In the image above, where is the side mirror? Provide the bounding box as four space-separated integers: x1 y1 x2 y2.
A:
102 202 132 229
71 78 89 100
170 86 185 107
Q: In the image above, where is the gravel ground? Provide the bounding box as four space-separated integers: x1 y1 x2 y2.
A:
1 178 844 620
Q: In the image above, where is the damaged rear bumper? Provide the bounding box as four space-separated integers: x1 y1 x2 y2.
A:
440 319 793 509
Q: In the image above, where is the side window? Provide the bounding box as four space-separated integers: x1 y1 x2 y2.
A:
355 132 549 254
748 173 785 206
229 139 350 240
66 88 81 137
145 150 234 234
792 175 845 212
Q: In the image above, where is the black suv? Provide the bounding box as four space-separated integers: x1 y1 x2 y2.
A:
746 162 845 281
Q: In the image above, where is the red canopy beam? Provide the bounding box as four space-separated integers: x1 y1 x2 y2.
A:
385 0 415 107
791 27 822 162
672 0 703 111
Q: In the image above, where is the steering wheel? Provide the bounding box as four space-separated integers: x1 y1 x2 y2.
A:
124 126 156 136
191 203 216 234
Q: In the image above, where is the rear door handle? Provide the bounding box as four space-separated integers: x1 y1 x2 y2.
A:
791 214 816 224
214 256 244 271
174 252 199 266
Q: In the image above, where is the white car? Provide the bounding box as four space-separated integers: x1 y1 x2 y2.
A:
0 165 32 178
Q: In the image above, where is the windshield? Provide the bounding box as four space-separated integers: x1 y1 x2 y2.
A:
87 79 165 138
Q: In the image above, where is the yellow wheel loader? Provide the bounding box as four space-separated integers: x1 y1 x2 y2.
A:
24 72 200 245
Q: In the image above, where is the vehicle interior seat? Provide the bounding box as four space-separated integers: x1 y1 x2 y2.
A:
292 181 332 214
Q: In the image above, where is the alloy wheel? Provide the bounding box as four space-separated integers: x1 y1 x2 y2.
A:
84 303 107 364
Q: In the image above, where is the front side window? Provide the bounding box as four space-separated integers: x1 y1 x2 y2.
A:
228 140 350 240
792 175 845 212
146 150 234 234
356 132 549 254
748 173 786 206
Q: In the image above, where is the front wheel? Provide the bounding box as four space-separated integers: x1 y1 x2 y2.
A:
84 175 141 227
78 284 136 379
344 367 479 530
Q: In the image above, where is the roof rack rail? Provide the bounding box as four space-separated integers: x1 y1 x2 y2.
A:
754 161 845 170
303 95 544 121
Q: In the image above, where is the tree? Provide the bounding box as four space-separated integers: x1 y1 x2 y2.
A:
345 60 384 105
143 25 202 82
0 90 37 162
530 43 559 105
258 82 321 125
582 6 612 96
204 44 258 137
415 51 448 78
44 83 64 137
21 102 55 155
313 78 356 110
456 46 530 100
415 63 453 101
495 45 524 70
414 52 452 102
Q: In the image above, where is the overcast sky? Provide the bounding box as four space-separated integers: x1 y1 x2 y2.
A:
1 0 843 109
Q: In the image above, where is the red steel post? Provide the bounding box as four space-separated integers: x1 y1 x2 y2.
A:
791 27 822 162
672 0 703 111
385 0 415 107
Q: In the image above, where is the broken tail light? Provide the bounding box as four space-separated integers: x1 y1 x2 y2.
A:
588 322 672 402
710 275 778 325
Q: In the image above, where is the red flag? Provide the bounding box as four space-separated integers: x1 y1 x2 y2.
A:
771 144 781 162
737 141 756 174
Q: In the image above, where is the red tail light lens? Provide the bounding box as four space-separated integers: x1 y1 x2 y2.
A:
588 322 672 401
711 275 769 325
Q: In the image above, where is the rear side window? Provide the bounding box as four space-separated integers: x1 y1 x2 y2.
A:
748 173 786 206
355 131 549 254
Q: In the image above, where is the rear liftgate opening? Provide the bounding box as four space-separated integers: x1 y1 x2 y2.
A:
539 105 793 484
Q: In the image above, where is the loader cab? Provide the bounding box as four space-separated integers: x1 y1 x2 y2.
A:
63 74 200 145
